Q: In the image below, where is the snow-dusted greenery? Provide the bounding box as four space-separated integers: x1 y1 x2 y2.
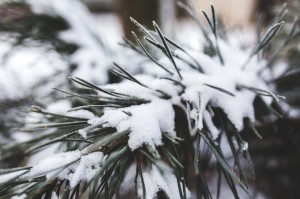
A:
0 0 140 100
0 1 299 199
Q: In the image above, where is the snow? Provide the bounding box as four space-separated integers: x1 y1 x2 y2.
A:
179 48 269 131
66 110 95 119
78 129 87 139
175 19 205 50
0 44 65 100
89 99 175 150
0 170 28 184
181 69 254 131
26 150 104 188
47 100 72 114
27 143 60 165
51 192 58 199
28 0 114 85
87 39 272 143
241 141 249 151
11 194 27 199
103 75 182 102
0 0 126 101
119 164 136 193
137 165 191 199
64 152 104 188
11 132 33 143
271 61 289 79
27 150 81 179
279 101 300 118
46 100 95 119
203 110 219 139
213 90 256 131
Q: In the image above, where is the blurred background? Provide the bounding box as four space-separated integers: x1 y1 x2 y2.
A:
0 0 299 199
81 0 281 36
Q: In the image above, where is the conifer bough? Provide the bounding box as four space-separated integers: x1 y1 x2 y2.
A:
0 2 294 199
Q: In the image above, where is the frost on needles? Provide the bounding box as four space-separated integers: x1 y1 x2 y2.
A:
0 3 289 199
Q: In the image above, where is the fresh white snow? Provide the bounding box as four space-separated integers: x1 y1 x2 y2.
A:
137 165 191 199
90 99 175 150
64 152 104 188
27 150 81 179
11 194 27 199
25 150 104 188
0 170 28 185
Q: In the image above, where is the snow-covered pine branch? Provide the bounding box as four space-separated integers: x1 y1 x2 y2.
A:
0 2 296 199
